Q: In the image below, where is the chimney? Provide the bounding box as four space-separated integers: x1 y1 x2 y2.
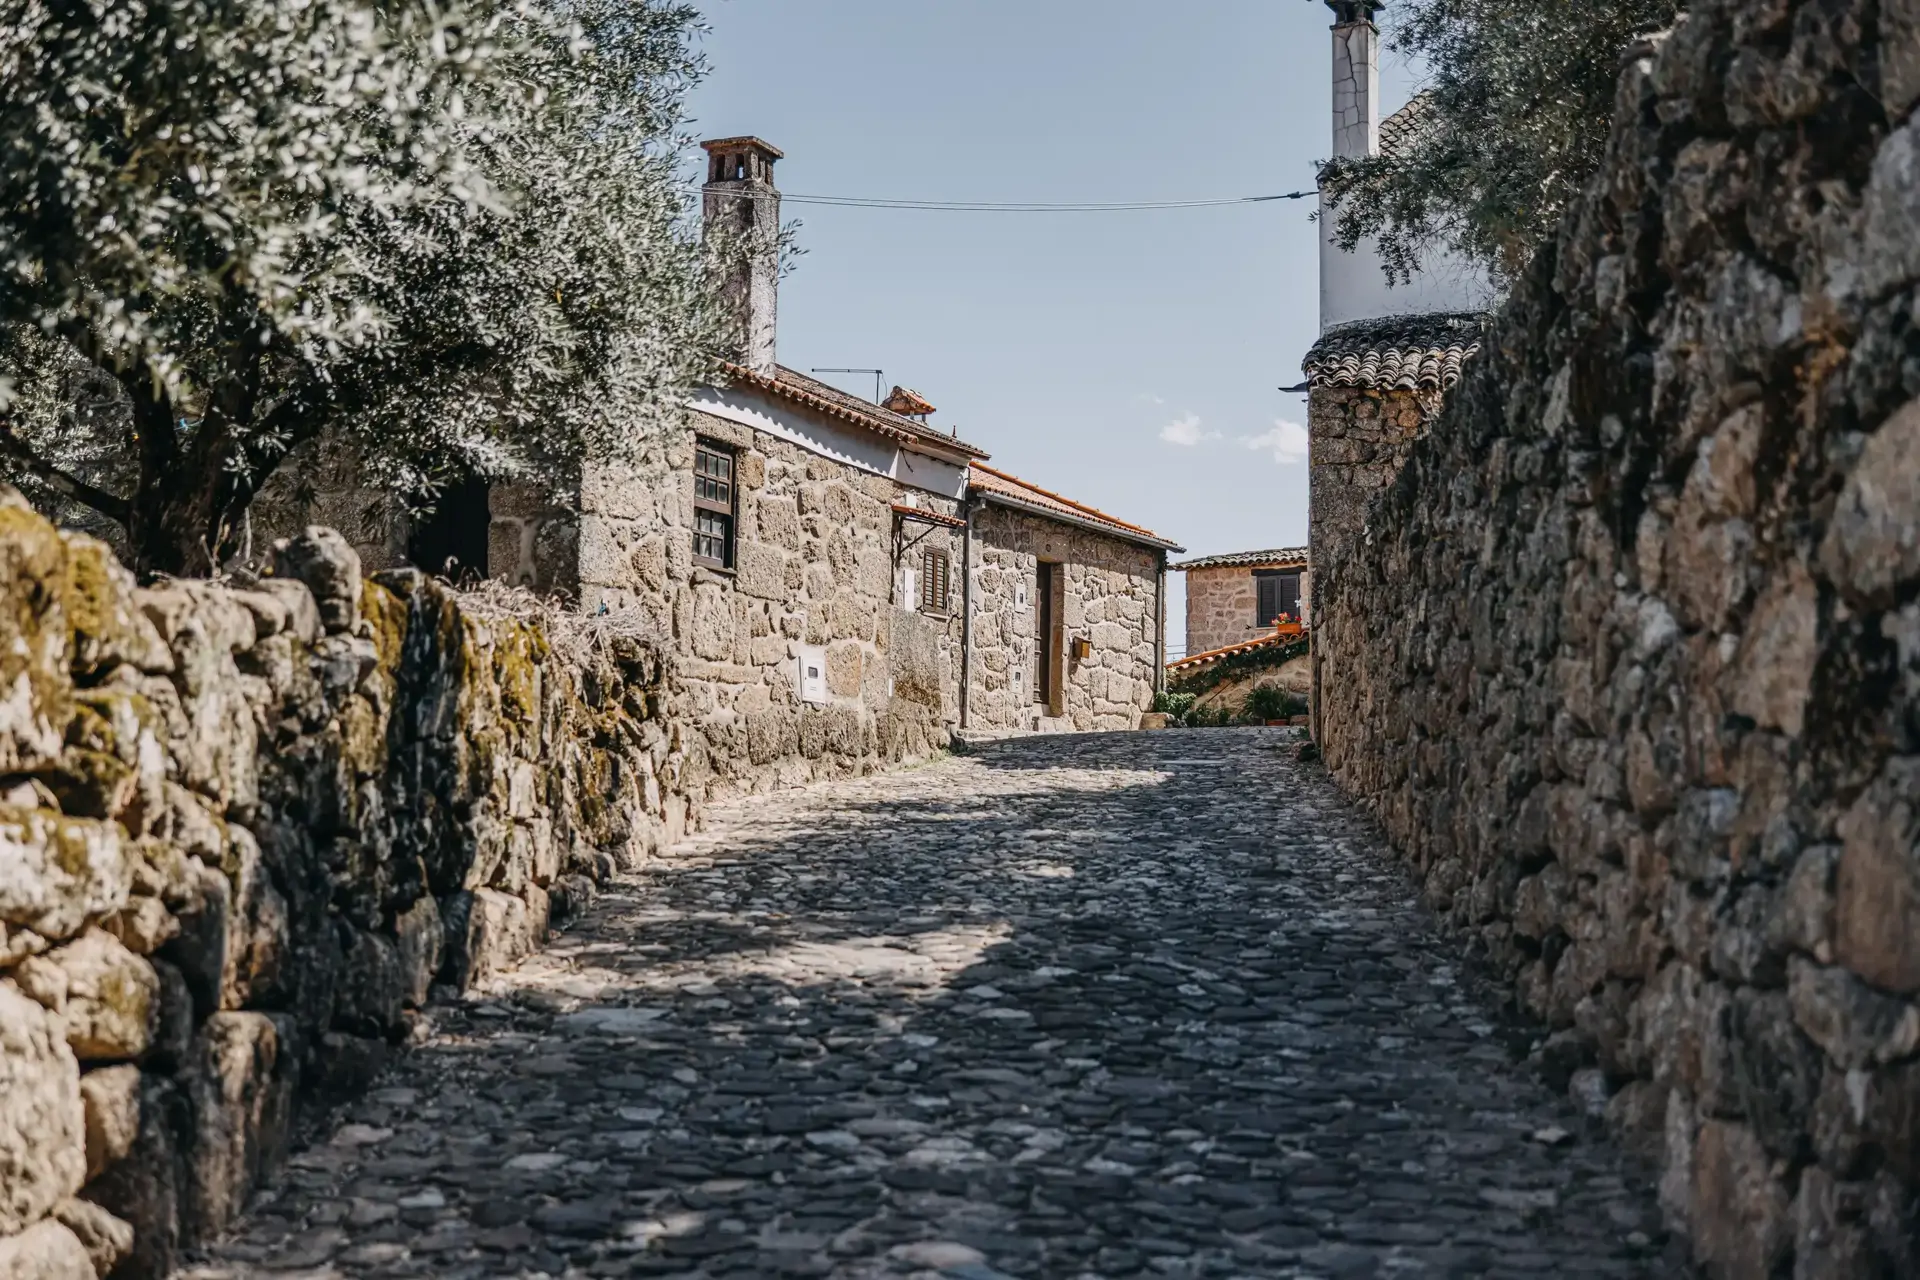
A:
882 386 936 420
1327 2 1382 160
700 136 783 374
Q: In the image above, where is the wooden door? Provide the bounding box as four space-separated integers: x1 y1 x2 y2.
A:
1037 562 1065 716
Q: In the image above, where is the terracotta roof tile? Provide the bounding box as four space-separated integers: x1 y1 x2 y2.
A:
1378 93 1433 160
1302 312 1487 392
1172 547 1308 572
968 465 1183 552
1166 627 1306 674
720 363 990 459
891 502 966 529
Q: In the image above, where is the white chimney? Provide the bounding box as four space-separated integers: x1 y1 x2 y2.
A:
700 136 783 374
1315 2 1494 331
1328 2 1381 160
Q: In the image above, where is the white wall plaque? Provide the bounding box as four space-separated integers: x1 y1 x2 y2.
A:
796 645 829 704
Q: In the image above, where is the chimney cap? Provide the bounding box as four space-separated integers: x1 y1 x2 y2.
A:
1324 1 1384 21
883 386 937 417
699 135 785 161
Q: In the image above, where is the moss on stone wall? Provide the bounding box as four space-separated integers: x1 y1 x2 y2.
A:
0 508 680 1275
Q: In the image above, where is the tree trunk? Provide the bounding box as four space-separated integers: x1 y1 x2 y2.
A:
125 465 231 578
119 396 256 579
116 355 289 579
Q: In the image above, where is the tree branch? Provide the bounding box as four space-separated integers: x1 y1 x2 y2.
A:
0 416 133 525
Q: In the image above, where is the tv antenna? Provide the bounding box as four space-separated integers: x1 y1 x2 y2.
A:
812 367 885 403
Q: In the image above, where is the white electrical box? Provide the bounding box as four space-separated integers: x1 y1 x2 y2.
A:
1011 668 1024 693
902 567 919 612
1015 582 1029 610
796 645 828 704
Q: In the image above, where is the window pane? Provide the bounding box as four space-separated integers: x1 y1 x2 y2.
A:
694 510 732 565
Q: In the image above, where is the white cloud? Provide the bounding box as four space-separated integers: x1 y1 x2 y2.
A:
1159 413 1218 447
1241 418 1310 464
1134 392 1167 406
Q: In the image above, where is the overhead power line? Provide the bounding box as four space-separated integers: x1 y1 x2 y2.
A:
700 188 1316 212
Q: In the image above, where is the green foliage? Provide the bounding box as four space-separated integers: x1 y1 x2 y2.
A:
0 0 728 575
1152 690 1198 720
1150 682 1305 728
1165 633 1310 700
1319 0 1677 285
1243 684 1307 723
1183 702 1243 729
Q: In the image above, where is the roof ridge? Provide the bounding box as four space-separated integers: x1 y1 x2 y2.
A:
1172 547 1309 571
718 361 990 459
969 463 1168 541
1166 628 1302 671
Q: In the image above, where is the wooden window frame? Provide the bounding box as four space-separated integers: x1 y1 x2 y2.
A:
693 438 737 570
1253 568 1301 628
919 547 952 616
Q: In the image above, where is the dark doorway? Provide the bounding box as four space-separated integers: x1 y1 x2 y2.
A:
1036 561 1064 714
408 477 490 584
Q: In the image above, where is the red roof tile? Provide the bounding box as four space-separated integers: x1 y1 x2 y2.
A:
720 363 990 459
1173 547 1308 572
968 465 1183 552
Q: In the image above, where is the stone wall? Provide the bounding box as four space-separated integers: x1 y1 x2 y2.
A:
966 504 1161 733
1315 4 1920 1274
0 499 682 1277
1306 384 1435 574
573 414 962 797
1183 565 1311 658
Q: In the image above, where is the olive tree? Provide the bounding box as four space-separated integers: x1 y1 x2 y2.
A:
1319 0 1679 287
0 0 726 576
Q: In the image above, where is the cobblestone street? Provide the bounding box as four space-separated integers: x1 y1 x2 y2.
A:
193 730 1677 1279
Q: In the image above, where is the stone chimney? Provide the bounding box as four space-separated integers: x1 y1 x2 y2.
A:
701 136 783 374
1327 2 1382 160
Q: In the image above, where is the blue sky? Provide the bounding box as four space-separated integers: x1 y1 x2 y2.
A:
684 1 1421 648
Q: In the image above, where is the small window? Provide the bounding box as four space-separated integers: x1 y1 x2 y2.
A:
1254 570 1301 628
693 440 736 569
920 549 951 614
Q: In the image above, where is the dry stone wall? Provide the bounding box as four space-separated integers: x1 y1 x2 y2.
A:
0 496 682 1277
1316 3 1920 1275
1307 385 1436 574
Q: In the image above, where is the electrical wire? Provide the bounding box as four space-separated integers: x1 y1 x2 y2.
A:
699 188 1316 212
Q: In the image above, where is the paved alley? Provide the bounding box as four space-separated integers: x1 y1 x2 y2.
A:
192 730 1677 1279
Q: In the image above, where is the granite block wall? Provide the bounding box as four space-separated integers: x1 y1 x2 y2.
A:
1306 385 1437 577
1183 565 1311 658
1315 4 1920 1273
572 416 963 797
967 505 1161 733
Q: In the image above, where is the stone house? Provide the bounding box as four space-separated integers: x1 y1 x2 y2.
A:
1173 547 1310 660
1304 1 1489 735
964 464 1182 733
255 135 1179 794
